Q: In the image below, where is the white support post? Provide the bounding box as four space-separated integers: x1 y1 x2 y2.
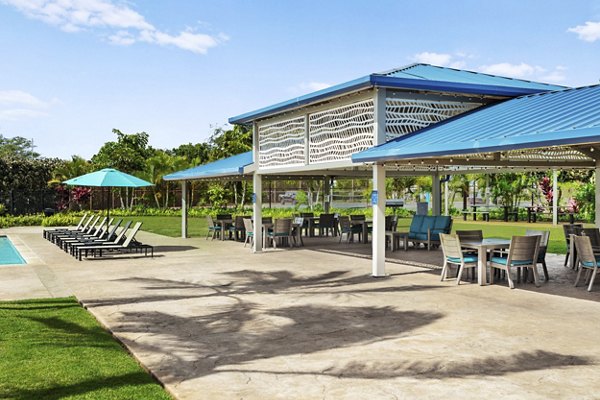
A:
324 176 331 213
432 172 441 216
552 169 558 226
596 161 600 227
444 179 450 216
253 173 263 253
372 87 387 277
181 180 188 238
372 164 386 277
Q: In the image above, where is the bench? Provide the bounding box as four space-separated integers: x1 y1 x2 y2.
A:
526 207 576 224
461 206 491 222
402 215 453 251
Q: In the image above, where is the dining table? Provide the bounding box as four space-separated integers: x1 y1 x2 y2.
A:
459 238 511 285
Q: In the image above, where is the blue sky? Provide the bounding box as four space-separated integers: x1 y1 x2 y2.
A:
1 0 600 159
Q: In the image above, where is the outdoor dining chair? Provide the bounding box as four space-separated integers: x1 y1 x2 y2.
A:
338 216 361 243
572 235 600 292
455 230 483 241
489 235 541 289
317 213 336 237
242 218 254 248
230 216 250 241
267 218 293 248
526 229 551 281
563 224 583 267
582 228 600 248
205 215 221 240
440 233 477 285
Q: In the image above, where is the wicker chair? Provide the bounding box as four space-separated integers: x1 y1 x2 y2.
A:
572 235 600 292
526 229 551 281
267 218 293 248
440 233 477 285
489 235 541 289
338 216 361 243
242 218 254 248
455 230 483 242
563 224 583 267
317 213 336 237
205 215 221 240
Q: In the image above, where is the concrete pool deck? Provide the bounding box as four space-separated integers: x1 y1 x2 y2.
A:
1 226 600 399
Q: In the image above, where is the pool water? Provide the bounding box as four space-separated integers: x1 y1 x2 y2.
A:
0 236 26 265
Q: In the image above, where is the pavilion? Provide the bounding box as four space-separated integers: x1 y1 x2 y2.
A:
165 63 600 277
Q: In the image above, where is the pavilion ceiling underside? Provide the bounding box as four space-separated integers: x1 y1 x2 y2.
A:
257 96 484 169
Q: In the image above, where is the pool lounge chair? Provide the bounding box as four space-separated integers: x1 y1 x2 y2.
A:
71 221 132 258
46 214 97 242
77 222 153 261
64 219 123 254
43 213 89 239
49 215 102 244
57 218 114 250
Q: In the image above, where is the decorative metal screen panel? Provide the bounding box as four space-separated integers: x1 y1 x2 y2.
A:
385 99 481 141
309 99 374 163
258 116 306 168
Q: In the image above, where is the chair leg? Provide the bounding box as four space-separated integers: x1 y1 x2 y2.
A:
588 267 598 292
564 251 569 267
441 261 448 281
456 263 465 285
531 265 540 287
542 261 549 282
506 266 515 289
575 265 584 287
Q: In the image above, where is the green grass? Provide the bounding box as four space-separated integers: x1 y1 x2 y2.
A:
136 215 581 254
0 297 172 400
136 216 208 238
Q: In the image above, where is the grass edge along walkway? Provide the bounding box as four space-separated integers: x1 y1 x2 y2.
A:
0 297 172 400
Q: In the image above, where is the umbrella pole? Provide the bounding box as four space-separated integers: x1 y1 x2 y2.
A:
107 187 111 234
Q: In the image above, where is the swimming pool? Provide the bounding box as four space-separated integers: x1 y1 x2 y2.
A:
0 236 26 265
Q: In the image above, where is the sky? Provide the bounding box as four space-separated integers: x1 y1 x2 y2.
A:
1 0 600 159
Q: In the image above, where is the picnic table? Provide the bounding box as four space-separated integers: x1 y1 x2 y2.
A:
526 206 575 224
461 206 491 221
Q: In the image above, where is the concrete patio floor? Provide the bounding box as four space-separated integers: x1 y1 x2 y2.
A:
1 226 600 399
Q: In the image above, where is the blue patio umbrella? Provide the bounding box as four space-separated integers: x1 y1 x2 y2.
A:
63 168 153 232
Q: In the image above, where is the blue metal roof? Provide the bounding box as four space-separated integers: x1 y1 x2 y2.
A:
229 64 565 124
163 151 253 181
352 85 600 163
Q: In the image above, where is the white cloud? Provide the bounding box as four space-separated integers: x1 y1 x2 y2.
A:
540 66 568 83
412 52 453 66
568 21 600 42
478 62 544 78
289 81 332 95
0 90 56 121
1 0 226 54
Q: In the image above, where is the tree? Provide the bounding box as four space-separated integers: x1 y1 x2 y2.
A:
91 129 152 208
0 134 39 159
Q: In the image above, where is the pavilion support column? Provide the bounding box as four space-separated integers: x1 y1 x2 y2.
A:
444 179 450 216
596 161 600 227
552 169 558 226
372 164 386 277
324 176 331 213
253 173 263 253
432 172 441 216
181 180 188 238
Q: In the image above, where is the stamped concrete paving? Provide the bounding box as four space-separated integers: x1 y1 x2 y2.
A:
1 226 600 399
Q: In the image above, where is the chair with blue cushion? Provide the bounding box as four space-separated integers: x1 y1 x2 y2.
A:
242 218 254 248
489 235 541 289
406 215 453 250
440 233 478 284
572 235 600 292
206 215 221 240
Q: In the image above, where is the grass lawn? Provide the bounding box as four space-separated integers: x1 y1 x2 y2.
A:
136 214 585 254
136 216 208 238
0 297 172 400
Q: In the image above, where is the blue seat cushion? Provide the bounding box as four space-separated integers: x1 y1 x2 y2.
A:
433 216 451 231
409 215 424 234
447 256 477 264
421 217 436 234
491 256 533 266
582 256 600 267
409 232 428 241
